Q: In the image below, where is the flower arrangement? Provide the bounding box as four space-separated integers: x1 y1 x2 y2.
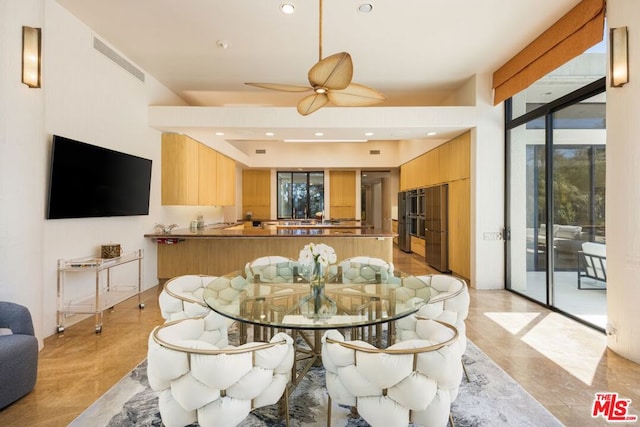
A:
298 243 337 268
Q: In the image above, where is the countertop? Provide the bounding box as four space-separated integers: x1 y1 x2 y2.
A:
144 224 395 239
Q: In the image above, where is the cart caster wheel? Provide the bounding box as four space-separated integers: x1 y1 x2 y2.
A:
139 303 145 309
57 326 65 333
95 326 102 334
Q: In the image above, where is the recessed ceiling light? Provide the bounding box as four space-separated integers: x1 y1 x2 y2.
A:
280 3 295 14
358 3 373 13
215 132 225 136
284 139 368 143
265 132 275 136
315 132 324 136
427 131 437 136
216 40 229 49
365 132 374 136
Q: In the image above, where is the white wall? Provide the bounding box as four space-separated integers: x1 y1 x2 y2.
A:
0 0 229 343
471 73 505 289
0 0 45 343
605 0 640 363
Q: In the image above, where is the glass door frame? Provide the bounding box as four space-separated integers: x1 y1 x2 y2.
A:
505 77 606 323
276 171 324 220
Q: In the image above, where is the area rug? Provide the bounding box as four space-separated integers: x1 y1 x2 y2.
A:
70 340 562 426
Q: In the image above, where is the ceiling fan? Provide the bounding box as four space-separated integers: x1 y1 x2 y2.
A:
245 0 385 116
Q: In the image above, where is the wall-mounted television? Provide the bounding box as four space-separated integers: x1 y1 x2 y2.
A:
46 135 152 219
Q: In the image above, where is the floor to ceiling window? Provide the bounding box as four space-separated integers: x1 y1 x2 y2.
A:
505 42 607 331
277 172 324 219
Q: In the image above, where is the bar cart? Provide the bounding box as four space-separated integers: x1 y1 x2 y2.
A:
56 249 144 333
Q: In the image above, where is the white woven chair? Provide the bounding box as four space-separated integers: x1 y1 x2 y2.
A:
159 275 216 321
244 256 299 283
322 319 461 427
147 312 295 427
158 274 231 347
334 256 400 344
396 274 470 380
338 256 397 284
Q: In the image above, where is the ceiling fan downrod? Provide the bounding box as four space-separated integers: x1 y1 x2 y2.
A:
318 0 323 61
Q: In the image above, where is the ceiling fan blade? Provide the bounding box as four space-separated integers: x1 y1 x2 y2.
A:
328 83 386 107
297 93 329 116
244 82 312 93
308 52 353 90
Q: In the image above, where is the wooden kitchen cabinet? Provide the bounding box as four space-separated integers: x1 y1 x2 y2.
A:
161 133 199 205
330 170 356 219
216 152 236 206
162 133 235 206
398 131 471 280
198 143 218 205
242 169 271 219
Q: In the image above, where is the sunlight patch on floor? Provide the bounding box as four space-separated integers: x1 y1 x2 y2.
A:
521 312 606 386
484 312 542 335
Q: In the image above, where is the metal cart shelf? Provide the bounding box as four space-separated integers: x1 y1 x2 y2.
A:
56 249 144 333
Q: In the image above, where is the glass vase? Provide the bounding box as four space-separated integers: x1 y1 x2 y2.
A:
301 262 337 319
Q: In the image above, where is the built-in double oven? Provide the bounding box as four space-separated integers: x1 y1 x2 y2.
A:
408 188 425 239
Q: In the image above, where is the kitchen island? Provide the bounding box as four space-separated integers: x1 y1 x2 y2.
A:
145 224 396 279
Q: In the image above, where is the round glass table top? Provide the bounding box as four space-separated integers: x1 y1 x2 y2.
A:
202 259 433 330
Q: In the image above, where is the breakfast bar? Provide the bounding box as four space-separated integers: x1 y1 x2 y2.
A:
145 224 396 279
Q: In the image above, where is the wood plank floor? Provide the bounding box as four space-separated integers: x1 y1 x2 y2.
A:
1 248 639 426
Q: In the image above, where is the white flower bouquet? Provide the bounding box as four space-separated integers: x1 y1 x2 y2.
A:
298 242 337 267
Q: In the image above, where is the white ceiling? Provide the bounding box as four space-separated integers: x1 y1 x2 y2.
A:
56 0 582 145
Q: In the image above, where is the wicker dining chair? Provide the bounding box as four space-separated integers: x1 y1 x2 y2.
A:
147 312 295 427
158 274 231 346
321 319 462 427
396 274 470 381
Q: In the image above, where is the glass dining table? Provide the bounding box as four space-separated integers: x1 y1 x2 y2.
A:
202 258 433 388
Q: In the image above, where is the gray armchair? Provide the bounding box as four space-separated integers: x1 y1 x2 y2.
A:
0 302 38 409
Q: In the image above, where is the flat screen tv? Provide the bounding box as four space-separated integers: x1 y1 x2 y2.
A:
47 135 152 219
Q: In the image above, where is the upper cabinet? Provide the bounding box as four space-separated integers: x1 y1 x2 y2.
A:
161 133 235 206
198 142 218 205
242 169 271 219
216 152 236 206
399 132 470 191
329 170 356 219
161 133 199 205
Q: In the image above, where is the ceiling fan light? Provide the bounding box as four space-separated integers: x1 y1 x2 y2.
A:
280 3 295 14
315 87 327 94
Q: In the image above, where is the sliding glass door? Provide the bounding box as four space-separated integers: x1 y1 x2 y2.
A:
551 96 607 328
506 81 607 331
507 122 548 305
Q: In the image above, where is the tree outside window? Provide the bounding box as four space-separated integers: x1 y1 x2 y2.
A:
277 172 324 219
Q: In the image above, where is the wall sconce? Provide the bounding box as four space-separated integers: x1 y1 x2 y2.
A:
22 26 42 88
610 26 629 87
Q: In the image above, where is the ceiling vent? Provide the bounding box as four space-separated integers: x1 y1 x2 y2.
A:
370 150 381 155
93 37 145 83
255 149 267 154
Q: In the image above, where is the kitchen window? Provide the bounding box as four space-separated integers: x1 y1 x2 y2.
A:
277 172 324 219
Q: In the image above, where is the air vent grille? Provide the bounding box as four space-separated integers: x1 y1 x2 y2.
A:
255 149 267 154
93 37 145 82
370 150 381 155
